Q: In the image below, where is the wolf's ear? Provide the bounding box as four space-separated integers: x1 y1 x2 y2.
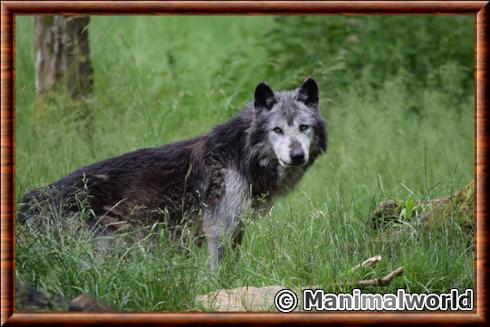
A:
254 82 276 111
297 77 319 109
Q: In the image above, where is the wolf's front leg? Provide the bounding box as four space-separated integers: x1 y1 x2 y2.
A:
203 168 250 270
205 231 224 270
204 217 246 270
203 208 243 270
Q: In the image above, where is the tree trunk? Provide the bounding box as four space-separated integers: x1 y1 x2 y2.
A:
35 16 93 99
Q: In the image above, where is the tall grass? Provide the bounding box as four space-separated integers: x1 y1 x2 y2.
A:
15 16 474 311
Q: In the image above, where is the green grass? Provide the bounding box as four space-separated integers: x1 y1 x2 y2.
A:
15 16 474 311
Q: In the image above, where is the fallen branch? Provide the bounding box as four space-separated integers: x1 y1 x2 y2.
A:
351 255 382 272
357 267 404 287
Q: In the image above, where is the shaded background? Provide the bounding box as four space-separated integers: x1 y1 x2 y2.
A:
15 16 474 311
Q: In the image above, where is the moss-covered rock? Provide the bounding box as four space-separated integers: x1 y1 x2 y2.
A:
371 181 474 231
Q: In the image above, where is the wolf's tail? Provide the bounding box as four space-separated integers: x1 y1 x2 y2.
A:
17 185 80 226
16 188 44 224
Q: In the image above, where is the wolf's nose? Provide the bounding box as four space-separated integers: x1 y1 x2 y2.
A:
290 150 305 165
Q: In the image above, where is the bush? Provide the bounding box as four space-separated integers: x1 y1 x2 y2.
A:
263 16 474 101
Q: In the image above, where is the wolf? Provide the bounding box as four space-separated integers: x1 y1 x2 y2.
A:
18 77 328 269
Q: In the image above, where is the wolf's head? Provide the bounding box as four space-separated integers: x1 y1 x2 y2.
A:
250 78 327 167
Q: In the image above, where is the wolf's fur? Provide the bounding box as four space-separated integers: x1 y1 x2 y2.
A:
18 78 328 268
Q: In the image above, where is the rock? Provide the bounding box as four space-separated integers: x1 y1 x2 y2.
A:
69 293 116 312
16 282 69 311
195 285 285 312
16 280 115 312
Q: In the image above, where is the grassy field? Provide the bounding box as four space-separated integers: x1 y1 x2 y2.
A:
15 16 474 311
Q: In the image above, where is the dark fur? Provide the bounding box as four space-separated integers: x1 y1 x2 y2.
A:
18 78 328 267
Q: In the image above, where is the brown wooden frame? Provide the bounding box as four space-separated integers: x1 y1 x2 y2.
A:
1 1 488 325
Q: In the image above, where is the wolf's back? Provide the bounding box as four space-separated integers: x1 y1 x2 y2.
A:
16 138 208 225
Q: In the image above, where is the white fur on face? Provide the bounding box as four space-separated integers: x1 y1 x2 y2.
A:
268 121 313 167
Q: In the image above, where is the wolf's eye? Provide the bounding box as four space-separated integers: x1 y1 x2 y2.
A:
273 127 283 134
299 124 309 132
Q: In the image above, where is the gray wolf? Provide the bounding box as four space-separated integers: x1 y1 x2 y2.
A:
18 77 328 269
